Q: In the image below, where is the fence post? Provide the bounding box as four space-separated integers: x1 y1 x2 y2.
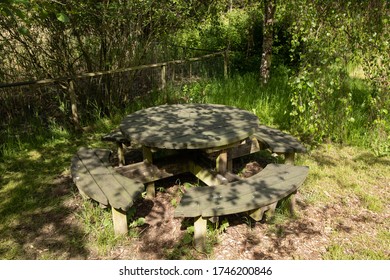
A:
68 79 80 129
161 64 167 90
224 50 229 79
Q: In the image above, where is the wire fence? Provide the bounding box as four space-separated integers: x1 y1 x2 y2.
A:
0 49 227 132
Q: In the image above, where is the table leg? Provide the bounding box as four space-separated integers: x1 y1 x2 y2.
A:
284 152 295 165
216 149 228 175
143 146 155 199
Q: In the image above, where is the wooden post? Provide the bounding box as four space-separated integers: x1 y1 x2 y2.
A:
266 202 277 219
194 216 207 252
117 143 125 167
68 79 80 129
289 190 297 216
249 207 265 222
227 150 233 173
112 207 128 235
223 50 229 79
216 150 228 175
143 146 155 199
284 152 295 165
161 64 167 90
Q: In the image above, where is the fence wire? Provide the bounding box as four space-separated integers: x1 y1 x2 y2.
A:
0 50 225 134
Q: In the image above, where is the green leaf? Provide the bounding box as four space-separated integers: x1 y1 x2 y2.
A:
56 12 69 23
17 26 29 35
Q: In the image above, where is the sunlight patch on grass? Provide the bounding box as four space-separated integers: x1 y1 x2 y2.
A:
300 144 389 213
325 230 390 260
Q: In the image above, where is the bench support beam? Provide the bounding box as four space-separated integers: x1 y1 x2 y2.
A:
289 191 297 216
248 201 278 222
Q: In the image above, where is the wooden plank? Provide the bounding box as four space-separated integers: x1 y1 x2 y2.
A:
72 148 143 211
254 125 307 153
189 161 229 186
93 148 112 167
229 137 261 159
1 52 225 89
174 164 309 218
128 124 257 150
116 158 190 184
71 155 108 205
120 104 260 150
101 130 129 144
200 177 301 217
111 173 144 201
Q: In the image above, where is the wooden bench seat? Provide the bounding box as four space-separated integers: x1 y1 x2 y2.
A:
174 163 309 251
253 125 307 164
71 147 144 235
101 130 130 166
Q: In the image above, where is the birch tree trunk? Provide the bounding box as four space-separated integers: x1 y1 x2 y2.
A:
260 0 277 84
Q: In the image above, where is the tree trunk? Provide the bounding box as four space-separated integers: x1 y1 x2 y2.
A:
260 0 277 84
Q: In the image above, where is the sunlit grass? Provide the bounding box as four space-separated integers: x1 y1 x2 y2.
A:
325 229 390 260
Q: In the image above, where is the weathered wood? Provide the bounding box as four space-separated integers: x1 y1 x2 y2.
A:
284 152 295 165
71 151 109 206
254 125 307 154
116 157 191 184
194 216 208 252
289 190 298 216
229 137 261 159
112 207 128 235
73 148 144 211
189 161 230 186
142 146 155 199
216 150 228 175
120 104 260 150
101 130 130 167
174 163 309 218
101 130 129 144
71 147 145 235
1 52 225 89
161 65 167 90
175 163 309 252
248 201 278 222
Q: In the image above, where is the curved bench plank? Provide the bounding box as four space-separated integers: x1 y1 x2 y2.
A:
71 147 144 211
174 164 309 218
71 147 146 236
71 154 109 205
254 125 307 153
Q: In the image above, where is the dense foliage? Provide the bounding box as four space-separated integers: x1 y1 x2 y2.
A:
1 0 389 154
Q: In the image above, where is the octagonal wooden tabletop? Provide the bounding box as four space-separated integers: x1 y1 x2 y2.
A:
120 103 260 150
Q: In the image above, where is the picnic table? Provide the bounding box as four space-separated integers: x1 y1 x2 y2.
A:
71 103 309 251
119 103 261 197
